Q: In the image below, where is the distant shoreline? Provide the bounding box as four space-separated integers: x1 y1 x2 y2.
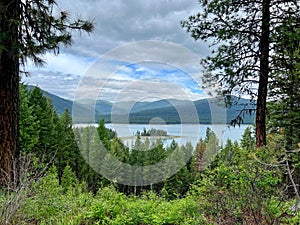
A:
73 122 254 126
120 135 182 141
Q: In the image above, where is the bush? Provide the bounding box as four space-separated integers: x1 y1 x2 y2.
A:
79 187 208 225
189 141 284 224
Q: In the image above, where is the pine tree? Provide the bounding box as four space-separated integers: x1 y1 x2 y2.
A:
268 18 300 149
240 126 256 150
144 139 167 193
57 109 83 180
109 136 130 190
96 119 110 150
28 87 58 160
163 144 194 199
19 84 40 154
202 128 220 169
267 18 300 195
0 0 93 187
61 165 79 193
193 139 206 172
181 0 300 147
76 126 100 192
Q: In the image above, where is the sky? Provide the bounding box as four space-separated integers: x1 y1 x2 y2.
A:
22 0 212 102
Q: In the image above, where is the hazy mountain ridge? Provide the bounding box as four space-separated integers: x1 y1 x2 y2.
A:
29 85 255 124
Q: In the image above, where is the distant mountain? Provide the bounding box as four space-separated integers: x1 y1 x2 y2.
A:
27 85 74 114
97 97 255 124
30 85 255 124
110 98 255 124
27 85 112 115
117 99 191 113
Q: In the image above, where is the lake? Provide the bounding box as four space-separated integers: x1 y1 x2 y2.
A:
75 123 251 148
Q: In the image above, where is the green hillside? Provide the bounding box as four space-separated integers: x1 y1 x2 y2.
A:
29 86 255 124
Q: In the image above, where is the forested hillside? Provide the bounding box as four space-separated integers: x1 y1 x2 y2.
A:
29 85 256 124
1 84 299 224
0 0 299 224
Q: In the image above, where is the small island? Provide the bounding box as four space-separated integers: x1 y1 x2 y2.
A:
120 127 181 141
138 127 167 137
126 127 181 141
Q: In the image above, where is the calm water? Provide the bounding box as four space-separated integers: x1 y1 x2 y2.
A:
103 123 250 147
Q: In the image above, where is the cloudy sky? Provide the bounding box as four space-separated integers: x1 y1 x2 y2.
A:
22 0 211 102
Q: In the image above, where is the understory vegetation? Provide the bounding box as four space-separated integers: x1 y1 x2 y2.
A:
1 85 300 224
1 0 299 224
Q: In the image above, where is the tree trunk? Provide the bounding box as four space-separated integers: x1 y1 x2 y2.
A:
256 0 270 148
0 0 20 188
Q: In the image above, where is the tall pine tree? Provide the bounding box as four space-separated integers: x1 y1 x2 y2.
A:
182 0 300 147
19 84 40 155
268 17 300 149
0 0 93 188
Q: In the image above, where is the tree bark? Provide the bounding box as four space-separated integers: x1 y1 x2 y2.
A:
256 0 270 148
0 0 20 188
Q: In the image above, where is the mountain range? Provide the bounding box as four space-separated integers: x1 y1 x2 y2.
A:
30 85 256 124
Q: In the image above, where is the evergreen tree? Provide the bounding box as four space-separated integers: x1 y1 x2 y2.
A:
145 139 166 193
214 139 240 168
267 19 300 195
61 165 79 193
181 0 300 147
193 139 206 172
96 119 110 150
202 128 220 169
19 84 40 154
268 18 300 149
133 133 143 151
184 141 195 173
75 126 103 192
128 137 146 194
0 0 93 188
108 136 130 191
28 87 59 160
163 143 194 199
240 126 256 150
104 135 130 191
57 109 83 180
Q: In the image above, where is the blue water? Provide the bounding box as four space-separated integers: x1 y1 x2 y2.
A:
105 123 250 147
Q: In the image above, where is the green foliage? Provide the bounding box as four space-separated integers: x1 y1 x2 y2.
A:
27 86 59 158
20 165 62 221
0 0 93 188
10 165 92 225
190 136 285 223
80 187 208 225
203 128 220 167
181 0 299 99
163 142 194 199
140 128 168 137
240 126 255 150
5 123 300 224
0 0 94 64
19 86 87 185
19 84 40 154
61 165 79 193
57 109 84 180
74 126 107 192
181 0 299 146
15 84 300 224
268 22 300 149
97 119 111 150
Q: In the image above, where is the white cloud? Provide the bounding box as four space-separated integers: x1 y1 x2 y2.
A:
26 52 94 75
23 0 211 102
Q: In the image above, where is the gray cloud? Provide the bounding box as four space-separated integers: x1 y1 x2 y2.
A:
22 70 81 100
23 0 210 101
57 0 207 57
